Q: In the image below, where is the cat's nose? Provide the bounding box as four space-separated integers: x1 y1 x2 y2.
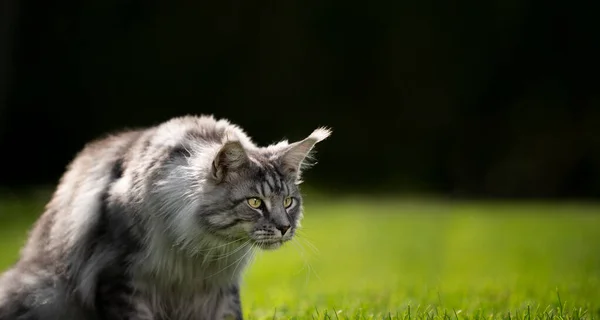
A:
276 224 290 235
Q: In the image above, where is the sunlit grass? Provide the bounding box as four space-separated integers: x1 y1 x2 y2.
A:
1 194 599 319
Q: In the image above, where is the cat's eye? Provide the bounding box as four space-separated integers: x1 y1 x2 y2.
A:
247 197 263 209
283 196 294 208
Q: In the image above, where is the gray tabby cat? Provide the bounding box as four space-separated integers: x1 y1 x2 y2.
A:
0 115 331 320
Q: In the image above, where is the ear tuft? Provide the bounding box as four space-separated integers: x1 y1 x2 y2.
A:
308 127 332 143
279 127 331 182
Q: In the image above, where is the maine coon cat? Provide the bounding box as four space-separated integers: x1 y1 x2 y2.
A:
0 115 331 320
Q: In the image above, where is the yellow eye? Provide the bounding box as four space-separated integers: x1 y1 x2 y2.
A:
283 196 293 208
247 197 262 209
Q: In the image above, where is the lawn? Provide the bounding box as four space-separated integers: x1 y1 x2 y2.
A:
1 194 599 320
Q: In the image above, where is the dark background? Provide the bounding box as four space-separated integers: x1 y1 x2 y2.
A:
1 0 599 199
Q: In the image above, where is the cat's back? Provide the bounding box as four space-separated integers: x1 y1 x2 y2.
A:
19 114 251 265
0 128 148 320
18 128 147 265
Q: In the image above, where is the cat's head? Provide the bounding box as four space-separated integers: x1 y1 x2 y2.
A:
149 125 331 252
198 127 331 250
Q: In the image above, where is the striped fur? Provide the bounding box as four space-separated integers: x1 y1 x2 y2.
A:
0 115 331 320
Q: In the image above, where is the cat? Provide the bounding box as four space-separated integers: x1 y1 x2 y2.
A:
0 115 331 320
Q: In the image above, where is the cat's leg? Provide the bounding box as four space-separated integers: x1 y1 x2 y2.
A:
94 280 154 320
127 298 155 320
0 269 97 320
96 293 154 320
217 285 244 320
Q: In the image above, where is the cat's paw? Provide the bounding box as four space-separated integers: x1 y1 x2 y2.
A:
222 314 239 320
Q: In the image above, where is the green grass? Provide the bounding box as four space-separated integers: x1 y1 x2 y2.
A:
1 194 599 320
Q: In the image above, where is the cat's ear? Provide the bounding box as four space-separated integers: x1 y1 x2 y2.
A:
211 140 249 183
279 127 331 182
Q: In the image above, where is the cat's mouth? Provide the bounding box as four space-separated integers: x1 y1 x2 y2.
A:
253 239 284 250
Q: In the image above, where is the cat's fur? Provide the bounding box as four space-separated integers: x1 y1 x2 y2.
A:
0 115 330 320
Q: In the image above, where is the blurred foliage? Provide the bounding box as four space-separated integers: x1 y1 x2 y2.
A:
0 0 598 198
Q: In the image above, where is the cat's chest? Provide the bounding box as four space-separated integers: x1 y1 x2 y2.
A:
133 282 226 320
129 242 252 319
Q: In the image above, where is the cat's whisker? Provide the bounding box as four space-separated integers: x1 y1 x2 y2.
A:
230 243 257 282
189 237 247 263
291 238 321 284
206 242 255 279
208 240 252 262
296 235 320 255
290 239 307 276
293 229 321 257
199 237 247 253
291 239 314 285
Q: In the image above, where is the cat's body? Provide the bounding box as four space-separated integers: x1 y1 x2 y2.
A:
0 115 330 320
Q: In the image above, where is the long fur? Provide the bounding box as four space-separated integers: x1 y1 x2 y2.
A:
0 115 330 320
